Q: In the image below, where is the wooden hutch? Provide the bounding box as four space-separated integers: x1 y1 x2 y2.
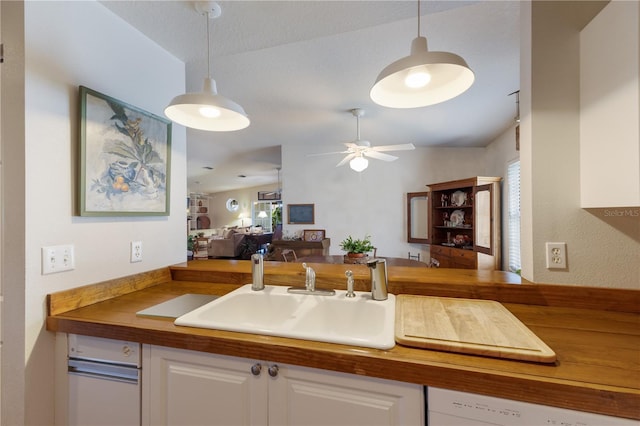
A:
409 176 501 270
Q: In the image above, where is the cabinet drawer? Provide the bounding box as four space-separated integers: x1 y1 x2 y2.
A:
451 249 477 268
430 245 451 256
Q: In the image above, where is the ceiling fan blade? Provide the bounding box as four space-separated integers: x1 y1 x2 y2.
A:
307 150 351 157
336 153 356 167
370 143 416 152
364 151 398 162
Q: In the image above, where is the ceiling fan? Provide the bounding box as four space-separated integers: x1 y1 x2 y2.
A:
259 167 282 199
309 108 415 172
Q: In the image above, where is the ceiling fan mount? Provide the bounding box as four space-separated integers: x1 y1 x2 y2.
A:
308 108 415 171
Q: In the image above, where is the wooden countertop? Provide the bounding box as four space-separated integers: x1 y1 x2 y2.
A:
46 261 640 420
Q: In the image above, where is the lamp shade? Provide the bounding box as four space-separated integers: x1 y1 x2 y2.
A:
165 78 250 131
370 37 474 108
257 210 268 218
349 156 368 172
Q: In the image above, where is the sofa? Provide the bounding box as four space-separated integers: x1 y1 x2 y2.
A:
207 229 246 258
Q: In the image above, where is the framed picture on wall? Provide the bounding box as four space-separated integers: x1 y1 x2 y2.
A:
303 229 325 241
78 86 172 216
287 204 314 224
258 191 281 201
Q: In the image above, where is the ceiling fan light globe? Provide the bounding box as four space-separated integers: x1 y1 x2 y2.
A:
349 156 368 172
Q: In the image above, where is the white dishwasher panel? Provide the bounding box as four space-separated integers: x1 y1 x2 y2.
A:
428 387 638 426
69 373 140 426
67 334 141 426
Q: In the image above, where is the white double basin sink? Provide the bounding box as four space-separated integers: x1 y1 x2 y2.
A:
175 284 396 350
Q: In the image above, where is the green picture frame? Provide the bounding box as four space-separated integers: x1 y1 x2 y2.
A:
78 86 171 216
287 204 315 224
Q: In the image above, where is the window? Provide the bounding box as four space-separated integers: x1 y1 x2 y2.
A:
251 201 282 232
507 160 521 273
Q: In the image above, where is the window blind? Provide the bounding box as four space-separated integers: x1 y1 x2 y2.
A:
507 160 521 273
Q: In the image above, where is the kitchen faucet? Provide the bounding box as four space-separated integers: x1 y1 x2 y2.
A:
303 262 315 292
287 263 335 296
366 259 388 301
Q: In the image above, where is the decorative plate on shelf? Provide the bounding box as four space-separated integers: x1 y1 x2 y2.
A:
450 209 465 227
303 229 326 242
451 191 467 207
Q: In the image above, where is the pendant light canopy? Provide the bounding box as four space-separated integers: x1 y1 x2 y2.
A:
165 2 249 131
370 1 474 108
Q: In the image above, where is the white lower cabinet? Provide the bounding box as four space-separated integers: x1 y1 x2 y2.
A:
142 345 424 426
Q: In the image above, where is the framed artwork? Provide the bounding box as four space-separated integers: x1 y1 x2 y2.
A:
258 191 281 201
78 86 171 216
287 204 314 224
303 229 325 242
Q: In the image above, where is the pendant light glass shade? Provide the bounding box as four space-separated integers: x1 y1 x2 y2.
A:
165 78 250 131
164 2 249 132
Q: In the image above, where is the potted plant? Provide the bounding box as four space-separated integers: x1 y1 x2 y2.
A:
339 235 374 259
187 235 195 260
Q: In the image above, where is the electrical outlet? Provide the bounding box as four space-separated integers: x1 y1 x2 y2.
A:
545 242 567 269
42 244 75 275
130 241 143 263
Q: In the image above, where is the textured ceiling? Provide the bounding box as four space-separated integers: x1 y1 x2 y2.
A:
101 0 520 193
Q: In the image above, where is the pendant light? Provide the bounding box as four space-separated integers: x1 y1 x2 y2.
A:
370 0 474 108
165 1 249 131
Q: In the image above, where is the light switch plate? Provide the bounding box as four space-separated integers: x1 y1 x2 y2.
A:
42 244 75 274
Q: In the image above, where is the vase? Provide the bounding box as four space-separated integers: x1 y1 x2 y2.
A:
344 253 368 264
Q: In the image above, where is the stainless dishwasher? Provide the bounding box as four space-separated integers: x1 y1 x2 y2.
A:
67 334 141 426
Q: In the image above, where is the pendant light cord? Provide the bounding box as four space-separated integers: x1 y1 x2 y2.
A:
417 0 421 37
206 11 211 79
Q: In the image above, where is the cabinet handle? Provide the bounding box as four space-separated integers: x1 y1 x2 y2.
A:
250 363 262 376
268 364 279 377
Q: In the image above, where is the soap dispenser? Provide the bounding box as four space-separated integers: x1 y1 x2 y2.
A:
251 253 264 291
366 258 388 301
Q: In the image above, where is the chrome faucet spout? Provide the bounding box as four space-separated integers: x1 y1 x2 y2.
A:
366 259 388 301
287 263 335 296
302 262 315 292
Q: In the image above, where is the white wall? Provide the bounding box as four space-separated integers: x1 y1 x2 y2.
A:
282 143 487 260
6 2 186 424
521 1 639 288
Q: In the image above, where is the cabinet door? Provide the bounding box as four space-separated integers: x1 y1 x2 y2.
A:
407 192 430 244
269 363 424 426
473 184 494 255
143 346 268 426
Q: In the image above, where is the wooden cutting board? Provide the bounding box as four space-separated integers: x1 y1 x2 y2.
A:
395 295 556 363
